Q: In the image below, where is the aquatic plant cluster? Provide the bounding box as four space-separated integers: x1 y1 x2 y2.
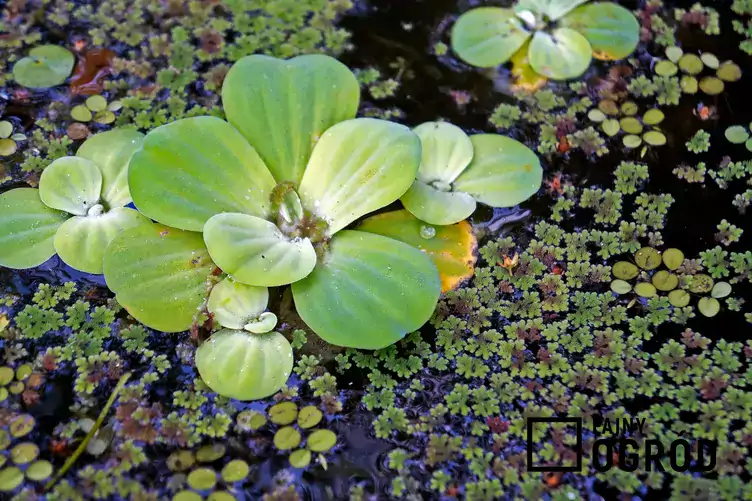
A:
0 0 751 499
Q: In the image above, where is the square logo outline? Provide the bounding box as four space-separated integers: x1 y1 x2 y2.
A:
526 417 583 472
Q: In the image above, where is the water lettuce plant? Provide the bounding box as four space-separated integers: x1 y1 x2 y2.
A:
451 0 640 80
399 122 542 225
0 129 148 273
106 54 441 349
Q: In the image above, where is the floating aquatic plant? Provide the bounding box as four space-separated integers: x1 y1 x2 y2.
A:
107 54 441 349
653 46 742 96
12 45 75 89
0 121 26 157
398 122 542 226
451 0 640 80
0 129 148 273
588 100 667 151
70 95 122 125
725 122 752 151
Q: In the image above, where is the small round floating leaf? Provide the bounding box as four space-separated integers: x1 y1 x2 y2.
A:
289 449 312 469
9 415 35 438
689 274 714 293
39 156 102 216
0 367 13 385
8 382 23 395
452 134 542 208
588 109 606 122
207 277 269 330
307 429 337 452
634 282 656 298
400 180 477 226
187 468 217 491
559 2 639 59
601 119 620 137
25 460 53 481
662 248 684 270
716 61 742 82
274 427 301 450
103 224 216 332
0 431 8 450
0 122 11 139
85 95 107 112
196 444 225 463
0 467 23 492
221 459 249 483
698 297 720 317
620 102 638 116
665 46 683 62
450 7 530 68
620 117 643 135
270 402 298 425
642 109 665 126
412 122 473 185
652 270 678 291
167 450 195 472
174 492 202 501
292 230 440 349
680 75 698 94
613 261 639 280
725 126 750 144
298 406 323 429
0 389 7 402
678 54 703 75
237 410 267 431
0 139 16 156
699 76 724 95
12 45 74 89
635 247 661 270
610 279 632 295
711 281 732 299
623 135 642 148
598 100 619 116
700 52 719 69
208 492 236 501
643 131 666 146
668 289 690 307
93 110 115 125
15 364 31 381
528 27 591 80
654 60 677 77
11 443 38 464
71 105 92 122
196 329 293 401
746 138 752 152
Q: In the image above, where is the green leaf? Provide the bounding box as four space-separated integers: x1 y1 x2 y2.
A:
528 27 592 80
103 224 215 332
560 3 639 60
298 118 421 235
452 134 542 208
525 0 590 21
204 213 316 287
307 429 337 452
128 116 277 232
54 208 149 274
400 181 477 225
196 329 293 401
207 277 269 330
413 122 474 184
358 210 478 293
39 157 102 216
0 188 67 269
222 54 359 185
698 297 720 317
451 7 531 68
12 45 74 89
291 230 440 349
75 129 145 208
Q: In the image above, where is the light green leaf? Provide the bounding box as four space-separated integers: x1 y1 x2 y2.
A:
528 28 592 80
103 224 215 332
196 329 293 401
291 230 440 349
222 54 359 185
413 122 473 184
452 134 542 207
203 213 316 287
128 116 277 232
12 45 74 89
0 188 67 269
207 277 269 330
532 0 590 21
54 208 149 274
298 118 421 235
400 180 477 226
39 157 102 216
560 3 639 60
76 129 145 208
451 7 531 68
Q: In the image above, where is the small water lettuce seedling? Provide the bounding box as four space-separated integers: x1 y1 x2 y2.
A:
451 0 639 80
108 54 441 349
399 122 542 226
12 45 75 89
0 129 148 273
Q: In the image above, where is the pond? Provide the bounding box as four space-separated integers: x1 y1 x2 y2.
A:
0 0 751 499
